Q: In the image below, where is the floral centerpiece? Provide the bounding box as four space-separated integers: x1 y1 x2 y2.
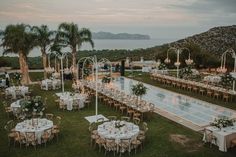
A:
158 63 167 70
83 68 90 79
179 66 193 79
132 82 147 102
210 117 235 129
220 73 235 90
13 72 22 85
102 75 112 84
115 121 125 129
21 96 45 119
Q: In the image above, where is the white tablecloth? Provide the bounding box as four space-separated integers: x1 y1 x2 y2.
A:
97 121 139 144
10 99 22 115
85 114 108 123
5 86 28 99
15 118 53 144
56 92 87 110
0 79 6 87
203 75 221 83
142 67 152 72
203 124 236 152
52 72 60 79
41 79 61 90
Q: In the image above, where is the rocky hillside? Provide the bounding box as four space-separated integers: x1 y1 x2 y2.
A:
170 25 236 55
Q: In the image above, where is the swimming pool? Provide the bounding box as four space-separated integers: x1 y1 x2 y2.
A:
112 77 236 127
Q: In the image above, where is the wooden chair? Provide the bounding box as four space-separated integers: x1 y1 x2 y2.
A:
121 116 130 122
204 129 217 148
231 138 236 148
4 104 12 118
119 105 127 115
4 125 16 147
84 98 91 108
207 90 213 97
41 128 53 147
133 111 141 120
89 122 99 147
25 132 37 150
119 138 131 156
223 93 229 102
58 100 66 110
133 118 141 125
104 138 117 156
107 116 117 121
127 107 134 118
45 113 54 120
53 116 62 130
95 136 106 152
14 131 25 148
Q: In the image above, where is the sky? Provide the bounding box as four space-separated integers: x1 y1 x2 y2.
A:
0 0 236 39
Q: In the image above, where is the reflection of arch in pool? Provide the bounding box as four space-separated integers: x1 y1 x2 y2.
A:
129 80 133 94
156 93 165 101
179 101 191 111
120 77 125 90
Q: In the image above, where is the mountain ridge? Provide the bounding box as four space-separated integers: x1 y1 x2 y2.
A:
169 25 236 55
92 31 150 40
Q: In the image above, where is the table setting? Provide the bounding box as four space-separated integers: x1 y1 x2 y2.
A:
15 118 53 144
41 78 61 90
56 92 87 111
97 120 139 144
5 86 28 99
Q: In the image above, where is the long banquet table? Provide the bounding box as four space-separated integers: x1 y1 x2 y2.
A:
80 80 154 120
151 73 236 97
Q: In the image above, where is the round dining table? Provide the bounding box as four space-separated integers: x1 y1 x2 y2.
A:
56 92 87 111
15 118 53 144
41 79 61 90
97 120 139 144
5 86 28 99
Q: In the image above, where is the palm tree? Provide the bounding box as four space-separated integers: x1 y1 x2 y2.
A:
0 24 36 85
56 22 94 77
32 25 54 79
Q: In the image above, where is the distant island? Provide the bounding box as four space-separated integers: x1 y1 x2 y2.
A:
92 31 150 40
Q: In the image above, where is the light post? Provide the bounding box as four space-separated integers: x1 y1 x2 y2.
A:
56 52 70 93
77 56 99 116
174 49 181 78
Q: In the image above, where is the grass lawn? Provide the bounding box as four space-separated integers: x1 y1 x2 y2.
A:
125 71 236 111
0 72 236 157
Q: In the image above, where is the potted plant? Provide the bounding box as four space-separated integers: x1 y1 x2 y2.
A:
102 75 112 84
131 82 147 103
220 73 235 90
21 96 45 119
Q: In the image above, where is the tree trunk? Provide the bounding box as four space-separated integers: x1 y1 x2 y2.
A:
19 51 31 85
42 49 47 79
72 47 77 78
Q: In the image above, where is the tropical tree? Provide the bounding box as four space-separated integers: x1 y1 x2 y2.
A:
56 22 94 77
32 25 54 79
0 24 36 85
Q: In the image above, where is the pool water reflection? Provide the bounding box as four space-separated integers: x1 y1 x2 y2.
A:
112 77 236 127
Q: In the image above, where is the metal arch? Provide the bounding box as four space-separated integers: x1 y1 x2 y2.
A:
166 47 191 62
77 57 96 80
221 48 236 71
98 58 113 77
